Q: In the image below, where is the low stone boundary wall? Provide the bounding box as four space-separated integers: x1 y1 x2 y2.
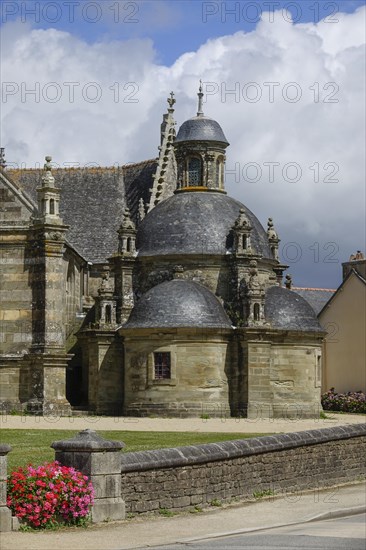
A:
1 424 365 529
120 425 366 514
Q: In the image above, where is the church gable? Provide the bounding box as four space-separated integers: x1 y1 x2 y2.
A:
0 171 36 225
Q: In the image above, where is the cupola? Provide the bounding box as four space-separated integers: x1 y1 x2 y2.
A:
174 82 229 193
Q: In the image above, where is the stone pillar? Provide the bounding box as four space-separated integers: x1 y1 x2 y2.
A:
0 444 12 532
51 429 125 523
27 156 72 415
77 329 123 415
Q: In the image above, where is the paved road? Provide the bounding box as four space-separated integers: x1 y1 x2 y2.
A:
149 513 366 549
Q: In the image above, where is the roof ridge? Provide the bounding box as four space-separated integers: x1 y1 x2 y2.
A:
292 286 336 292
122 159 157 168
7 166 123 172
351 268 366 285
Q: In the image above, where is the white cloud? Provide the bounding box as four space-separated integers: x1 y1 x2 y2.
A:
301 6 366 55
1 8 365 286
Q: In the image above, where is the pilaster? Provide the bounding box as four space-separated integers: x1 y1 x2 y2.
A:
110 208 137 324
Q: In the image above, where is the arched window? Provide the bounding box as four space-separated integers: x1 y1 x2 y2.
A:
242 235 247 250
105 305 112 324
127 237 131 252
188 157 202 185
49 199 55 214
253 303 260 321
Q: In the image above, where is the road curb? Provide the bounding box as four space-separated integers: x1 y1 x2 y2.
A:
305 505 366 522
175 506 366 545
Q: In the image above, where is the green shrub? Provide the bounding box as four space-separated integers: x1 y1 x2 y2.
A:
321 388 366 413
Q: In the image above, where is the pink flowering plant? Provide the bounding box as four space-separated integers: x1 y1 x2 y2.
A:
7 461 94 529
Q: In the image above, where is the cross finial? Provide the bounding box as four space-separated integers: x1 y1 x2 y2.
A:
167 91 176 111
197 80 204 117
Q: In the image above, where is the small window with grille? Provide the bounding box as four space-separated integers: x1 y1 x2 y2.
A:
154 352 171 379
188 157 202 185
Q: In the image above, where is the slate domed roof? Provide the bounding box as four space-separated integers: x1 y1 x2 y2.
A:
175 116 229 145
137 191 272 257
123 279 232 329
265 286 323 332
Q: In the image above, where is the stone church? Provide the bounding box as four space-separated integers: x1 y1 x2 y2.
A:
0 87 325 418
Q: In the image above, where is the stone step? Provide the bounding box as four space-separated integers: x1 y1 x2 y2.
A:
71 407 94 417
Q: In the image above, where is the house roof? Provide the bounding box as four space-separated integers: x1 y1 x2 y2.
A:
317 269 366 316
292 287 336 316
7 161 157 264
122 160 158 225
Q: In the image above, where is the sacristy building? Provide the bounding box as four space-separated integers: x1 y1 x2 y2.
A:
0 89 326 418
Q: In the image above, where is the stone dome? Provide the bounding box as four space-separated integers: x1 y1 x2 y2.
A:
265 286 323 332
137 191 272 257
175 116 229 145
123 279 232 329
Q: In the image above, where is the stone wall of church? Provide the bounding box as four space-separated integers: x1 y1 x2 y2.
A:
136 257 274 298
0 176 34 356
0 225 85 411
134 256 277 329
0 174 34 410
78 330 123 415
243 332 323 419
122 329 233 417
63 250 85 343
135 257 231 299
0 240 33 356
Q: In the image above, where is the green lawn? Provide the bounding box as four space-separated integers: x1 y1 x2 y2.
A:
0 430 265 472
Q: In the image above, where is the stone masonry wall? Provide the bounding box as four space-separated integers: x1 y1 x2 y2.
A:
245 338 323 419
123 332 232 417
120 425 366 514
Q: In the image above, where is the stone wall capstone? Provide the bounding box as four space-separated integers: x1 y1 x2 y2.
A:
51 429 125 523
120 424 366 514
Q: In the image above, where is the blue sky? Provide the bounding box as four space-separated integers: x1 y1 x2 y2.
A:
2 0 365 64
1 1 365 288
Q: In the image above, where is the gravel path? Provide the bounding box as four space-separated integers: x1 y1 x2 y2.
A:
1 412 365 433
